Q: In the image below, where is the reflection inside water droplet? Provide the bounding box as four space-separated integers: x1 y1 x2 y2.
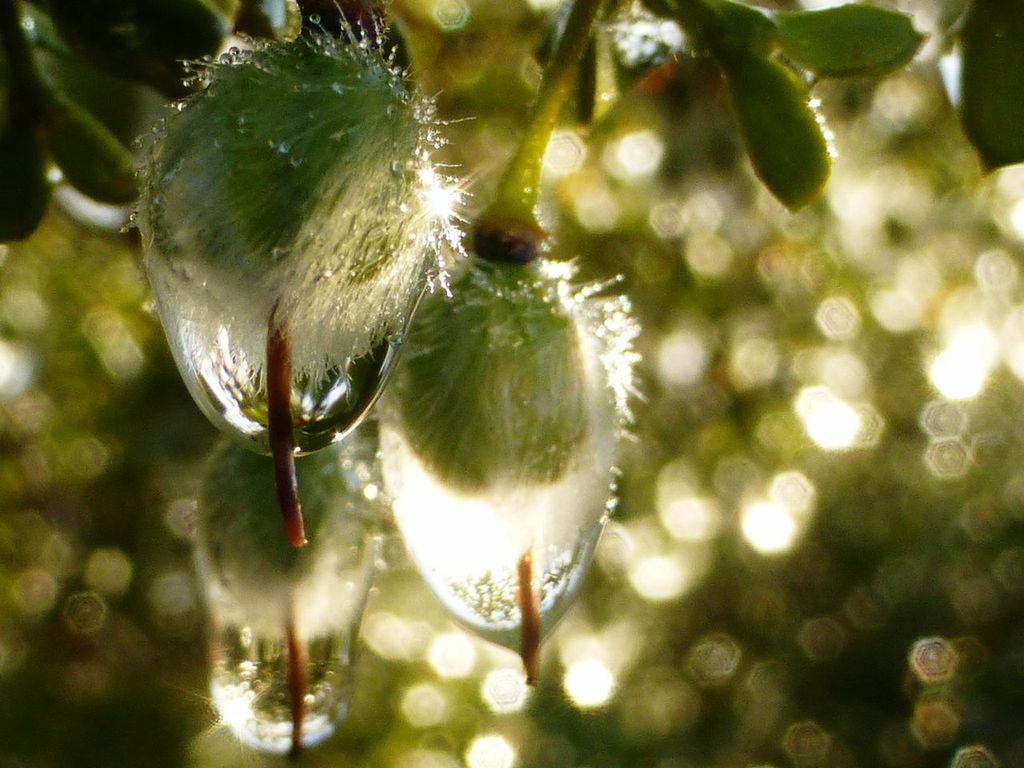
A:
210 626 352 754
197 439 384 753
380 418 613 652
181 329 402 454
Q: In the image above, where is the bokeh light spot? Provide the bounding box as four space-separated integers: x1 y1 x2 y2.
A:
920 401 967 438
465 734 515 768
928 324 998 400
628 554 691 602
83 548 133 599
909 637 958 684
604 130 664 181
430 0 469 31
482 668 528 714
564 659 616 708
428 631 477 679
783 721 832 766
63 591 107 635
951 745 1000 768
543 130 586 178
729 336 780 390
815 295 861 340
796 386 862 450
926 438 970 478
687 633 741 687
656 327 710 388
911 695 960 748
401 682 446 728
741 500 799 555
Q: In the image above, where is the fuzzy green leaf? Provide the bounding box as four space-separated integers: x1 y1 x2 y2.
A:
46 96 138 204
959 0 1024 169
776 4 923 78
0 119 49 241
394 262 589 491
724 51 831 210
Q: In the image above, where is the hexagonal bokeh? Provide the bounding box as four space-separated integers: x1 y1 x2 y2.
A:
908 637 958 685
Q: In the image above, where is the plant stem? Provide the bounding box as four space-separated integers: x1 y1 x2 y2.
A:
517 552 541 685
0 0 48 120
286 603 308 759
267 307 307 548
478 0 606 238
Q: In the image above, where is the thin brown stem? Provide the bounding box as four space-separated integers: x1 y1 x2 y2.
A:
286 605 308 759
517 552 541 686
267 306 307 547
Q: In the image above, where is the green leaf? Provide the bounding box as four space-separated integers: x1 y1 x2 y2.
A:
0 119 49 241
959 0 1024 169
48 0 230 97
723 51 831 210
45 96 137 204
777 4 923 78
717 0 777 58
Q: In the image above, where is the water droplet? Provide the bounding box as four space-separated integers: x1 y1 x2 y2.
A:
379 262 637 670
199 440 383 754
163 322 406 453
136 30 462 456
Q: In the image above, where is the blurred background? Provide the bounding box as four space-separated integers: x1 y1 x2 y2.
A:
2 0 1023 766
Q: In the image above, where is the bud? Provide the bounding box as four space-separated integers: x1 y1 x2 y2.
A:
136 31 461 455
196 436 383 754
379 260 638 681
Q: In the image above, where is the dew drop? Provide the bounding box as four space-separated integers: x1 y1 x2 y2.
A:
136 30 462 459
379 262 637 675
165 322 408 454
198 440 383 754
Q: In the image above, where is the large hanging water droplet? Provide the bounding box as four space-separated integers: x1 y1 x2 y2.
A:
209 623 352 754
379 261 639 681
196 436 384 754
136 32 462 454
170 312 410 454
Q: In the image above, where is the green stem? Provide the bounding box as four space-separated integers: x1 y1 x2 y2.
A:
0 0 48 120
481 0 607 229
